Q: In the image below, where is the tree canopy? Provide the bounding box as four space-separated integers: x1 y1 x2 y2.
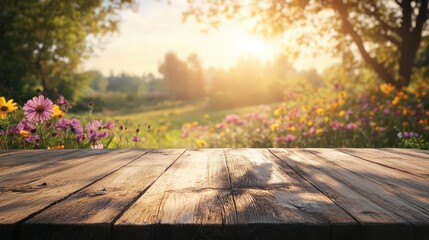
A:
0 0 136 102
184 0 429 89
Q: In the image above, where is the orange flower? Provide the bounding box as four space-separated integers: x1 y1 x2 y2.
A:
380 83 395 95
19 130 30 138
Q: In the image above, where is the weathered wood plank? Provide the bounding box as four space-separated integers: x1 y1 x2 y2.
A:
0 149 150 240
310 149 429 239
21 149 185 240
0 150 109 192
340 148 429 177
114 149 235 240
313 149 429 212
383 148 429 160
271 148 426 240
226 148 359 240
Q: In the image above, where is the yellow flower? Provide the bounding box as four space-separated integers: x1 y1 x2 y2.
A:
338 110 346 117
287 126 296 132
270 123 279 132
52 104 65 118
308 120 314 127
159 125 168 133
191 121 199 127
48 145 65 150
316 129 324 135
402 121 409 127
392 96 400 105
324 117 329 122
370 122 376 127
204 114 210 119
195 139 207 148
316 108 324 116
273 109 281 117
380 83 395 95
338 91 347 99
301 105 309 112
330 102 338 110
0 97 18 119
19 130 30 138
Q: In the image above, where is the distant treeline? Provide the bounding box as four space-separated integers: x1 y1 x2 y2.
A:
82 52 331 111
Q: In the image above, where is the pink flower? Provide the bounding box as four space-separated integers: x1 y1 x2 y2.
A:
383 107 390 114
17 119 35 131
105 121 114 130
285 134 297 142
132 136 141 142
308 126 316 135
23 95 54 122
345 123 358 130
224 114 244 125
330 121 342 129
25 135 40 143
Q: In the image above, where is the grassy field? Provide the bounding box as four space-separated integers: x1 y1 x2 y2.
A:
87 101 274 148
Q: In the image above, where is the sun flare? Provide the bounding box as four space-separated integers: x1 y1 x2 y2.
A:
238 36 276 61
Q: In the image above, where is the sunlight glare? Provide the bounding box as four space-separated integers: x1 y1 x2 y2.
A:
238 36 276 61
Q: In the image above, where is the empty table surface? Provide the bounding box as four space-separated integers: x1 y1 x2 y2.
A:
0 148 428 240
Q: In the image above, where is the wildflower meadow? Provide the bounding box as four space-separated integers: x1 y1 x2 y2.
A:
182 82 429 149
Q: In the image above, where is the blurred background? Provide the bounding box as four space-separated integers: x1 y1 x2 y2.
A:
1 0 428 148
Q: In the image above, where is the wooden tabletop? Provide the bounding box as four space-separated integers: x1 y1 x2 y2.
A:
0 148 428 240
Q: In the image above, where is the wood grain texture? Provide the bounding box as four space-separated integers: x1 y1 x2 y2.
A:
314 149 429 211
0 150 109 192
314 148 429 239
226 148 359 240
384 148 429 159
0 149 150 240
21 149 185 240
271 148 428 240
340 148 429 177
0 148 427 240
114 149 235 240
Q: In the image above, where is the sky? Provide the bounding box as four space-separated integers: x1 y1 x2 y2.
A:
83 0 335 76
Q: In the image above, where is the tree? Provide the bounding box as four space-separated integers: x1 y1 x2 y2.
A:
0 0 136 102
184 0 429 89
158 52 205 100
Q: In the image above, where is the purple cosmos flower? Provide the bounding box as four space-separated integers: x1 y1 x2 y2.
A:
56 118 70 131
403 132 418 138
101 131 108 138
57 95 72 111
55 118 83 136
7 126 18 136
17 119 35 131
69 119 83 135
23 95 54 122
105 121 114 130
132 136 141 142
25 135 40 143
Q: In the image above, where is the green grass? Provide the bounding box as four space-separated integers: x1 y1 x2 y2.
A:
83 101 276 148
